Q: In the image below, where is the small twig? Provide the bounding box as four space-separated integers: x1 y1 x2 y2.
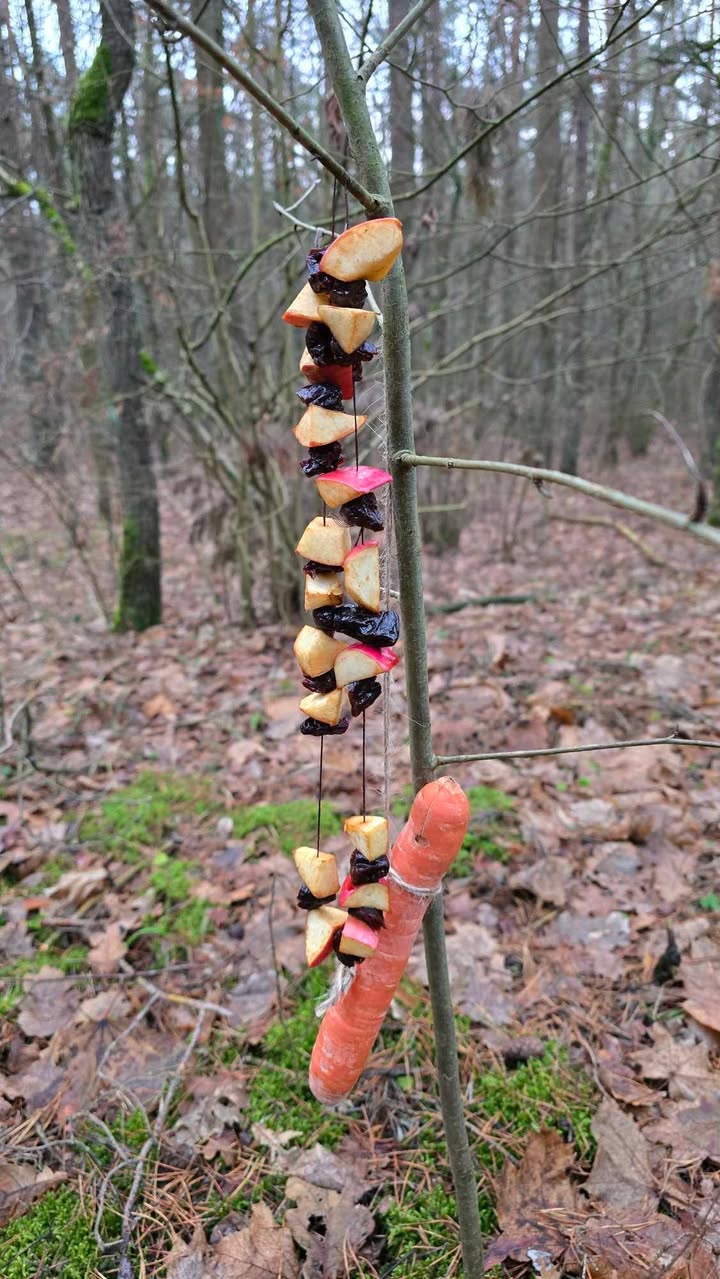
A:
397 452 720 551
272 200 332 236
650 410 707 523
433 731 720 768
358 0 436 83
549 513 681 571
268 872 285 1026
426 593 536 615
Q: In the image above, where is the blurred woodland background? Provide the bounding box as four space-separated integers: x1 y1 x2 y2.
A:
2 0 719 631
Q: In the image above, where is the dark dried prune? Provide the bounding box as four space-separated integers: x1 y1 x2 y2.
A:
299 715 350 736
300 441 345 478
348 677 382 717
296 382 344 411
332 927 361 967
348 906 385 930
301 669 337 694
350 850 390 886
306 251 367 307
297 886 337 910
335 493 385 531
303 560 344 578
312 605 400 648
306 323 377 368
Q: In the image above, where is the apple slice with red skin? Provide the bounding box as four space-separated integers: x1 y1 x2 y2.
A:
293 846 341 898
317 305 376 354
335 643 399 687
300 348 354 399
319 218 403 283
294 405 367 449
344 541 380 612
338 875 389 912
316 466 392 510
282 282 329 327
294 625 346 678
338 915 379 959
344 815 389 860
306 905 348 967
298 688 348 726
304 572 343 611
295 517 351 566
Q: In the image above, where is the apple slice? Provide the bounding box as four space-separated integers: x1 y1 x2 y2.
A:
317 305 376 355
300 348 354 399
316 466 392 510
319 218 403 283
338 875 389 911
298 688 347 726
306 904 348 967
294 846 341 898
294 404 367 449
338 915 379 959
282 282 329 327
334 643 399 686
344 815 389 860
294 625 346 678
296 517 351 565
304 572 343 611
344 541 380 612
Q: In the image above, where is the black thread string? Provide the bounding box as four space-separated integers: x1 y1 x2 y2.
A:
352 379 360 469
362 712 367 819
316 736 324 854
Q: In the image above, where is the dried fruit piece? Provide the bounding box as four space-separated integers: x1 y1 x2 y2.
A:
306 905 347 966
344 541 380 611
335 643 399 686
282 281 329 327
335 494 385 531
301 669 337 694
338 915 379 959
349 850 390 885
317 305 376 354
297 886 337 910
297 383 344 411
348 906 385 930
293 624 346 677
300 348 354 399
307 251 368 306
345 815 389 860
298 688 347 726
294 847 340 897
304 572 343 611
319 218 403 282
313 605 400 648
332 927 360 967
300 444 346 478
299 716 350 736
306 322 377 368
315 466 391 510
348 677 382 716
294 404 367 449
295 517 351 565
338 875 389 912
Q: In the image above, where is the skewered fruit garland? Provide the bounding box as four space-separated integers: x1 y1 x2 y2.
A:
282 217 403 971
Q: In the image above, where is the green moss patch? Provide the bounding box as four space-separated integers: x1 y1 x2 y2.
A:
80 771 216 861
232 798 341 856
0 1187 98 1279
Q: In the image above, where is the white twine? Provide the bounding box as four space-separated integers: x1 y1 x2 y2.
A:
315 962 356 1016
388 866 440 898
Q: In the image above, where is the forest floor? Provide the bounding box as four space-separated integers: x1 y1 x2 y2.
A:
1 444 719 1279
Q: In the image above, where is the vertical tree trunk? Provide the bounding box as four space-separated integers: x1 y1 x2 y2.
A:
532 0 562 464
68 0 161 631
191 0 231 268
704 261 720 525
560 0 591 474
51 0 77 88
388 0 414 194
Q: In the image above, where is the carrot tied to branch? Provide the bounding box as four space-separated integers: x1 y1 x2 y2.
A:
309 776 470 1104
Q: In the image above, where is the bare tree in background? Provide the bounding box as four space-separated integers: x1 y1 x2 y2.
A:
68 0 161 630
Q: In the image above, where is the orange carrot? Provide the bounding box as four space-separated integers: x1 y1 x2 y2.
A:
309 777 470 1104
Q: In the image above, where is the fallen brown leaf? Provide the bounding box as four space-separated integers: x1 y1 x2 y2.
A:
485 1129 578 1266
285 1174 374 1279
644 1098 720 1164
17 966 80 1039
630 1025 719 1102
596 1037 658 1107
87 921 127 975
212 1202 299 1278
682 961 720 1035
584 1098 656 1212
0 1162 66 1227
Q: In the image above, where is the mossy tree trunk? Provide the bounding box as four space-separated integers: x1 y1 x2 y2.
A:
68 0 161 631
